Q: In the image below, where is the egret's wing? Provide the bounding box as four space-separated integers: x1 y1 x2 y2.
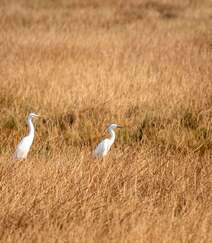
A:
94 139 109 157
14 136 31 159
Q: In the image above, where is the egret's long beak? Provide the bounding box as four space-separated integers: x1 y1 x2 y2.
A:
33 114 40 118
117 125 123 128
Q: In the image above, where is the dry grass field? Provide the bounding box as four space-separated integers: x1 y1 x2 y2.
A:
0 0 212 242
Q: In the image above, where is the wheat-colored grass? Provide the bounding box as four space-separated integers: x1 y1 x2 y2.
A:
0 0 212 242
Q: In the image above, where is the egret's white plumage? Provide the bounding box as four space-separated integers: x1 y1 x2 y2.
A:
14 113 39 160
94 123 122 158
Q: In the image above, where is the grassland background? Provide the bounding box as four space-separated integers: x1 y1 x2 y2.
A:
0 0 212 242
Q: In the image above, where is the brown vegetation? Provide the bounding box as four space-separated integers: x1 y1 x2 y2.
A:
0 0 212 242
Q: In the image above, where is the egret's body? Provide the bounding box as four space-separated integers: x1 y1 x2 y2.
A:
14 113 39 160
94 124 122 158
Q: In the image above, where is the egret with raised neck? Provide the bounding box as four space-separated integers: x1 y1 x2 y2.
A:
94 123 123 158
14 113 40 160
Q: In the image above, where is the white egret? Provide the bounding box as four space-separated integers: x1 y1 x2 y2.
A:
14 113 40 160
94 123 123 158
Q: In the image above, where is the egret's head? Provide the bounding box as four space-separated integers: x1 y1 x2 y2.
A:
29 113 40 119
108 123 123 130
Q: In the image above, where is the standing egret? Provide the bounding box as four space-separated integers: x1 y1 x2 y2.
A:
14 113 40 160
94 123 123 158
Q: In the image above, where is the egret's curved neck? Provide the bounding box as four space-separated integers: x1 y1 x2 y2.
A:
27 116 34 138
108 128 115 144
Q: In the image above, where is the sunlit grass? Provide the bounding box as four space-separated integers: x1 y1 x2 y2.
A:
0 0 212 242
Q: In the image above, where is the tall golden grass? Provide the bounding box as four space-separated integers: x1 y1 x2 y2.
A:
0 0 212 242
